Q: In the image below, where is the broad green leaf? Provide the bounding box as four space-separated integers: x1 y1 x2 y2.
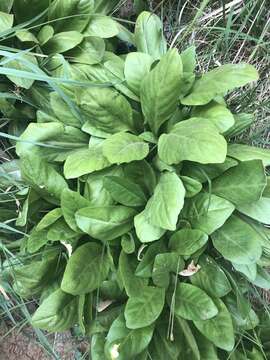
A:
252 266 270 290
84 15 119 38
0 0 13 13
43 31 83 53
194 298 234 351
152 253 183 288
237 197 270 224
192 102 235 133
124 52 154 96
181 157 238 183
102 132 149 165
77 87 134 135
124 286 165 329
134 11 167 60
191 255 231 297
75 205 136 241
13 0 49 22
94 0 120 14
119 251 148 297
46 218 78 242
121 233 135 254
64 145 110 179
180 46 196 73
68 36 105 65
36 208 62 231
0 11 13 32
149 323 181 360
16 30 38 43
84 166 124 206
145 172 185 231
27 229 50 253
212 215 262 264
16 122 64 157
158 118 227 165
212 160 266 205
224 113 254 138
180 176 202 198
50 92 81 128
134 208 166 243
232 262 257 282
193 330 218 360
103 176 147 207
124 160 156 195
141 49 182 134
105 314 154 360
182 193 235 234
176 318 200 360
169 229 208 256
135 241 167 278
174 283 218 321
61 188 91 232
91 333 106 360
32 289 78 332
20 154 68 204
182 63 259 105
61 243 110 295
48 0 93 32
228 144 270 166
37 25 54 45
6 53 38 89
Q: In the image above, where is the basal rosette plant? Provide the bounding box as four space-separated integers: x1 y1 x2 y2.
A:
3 5 270 360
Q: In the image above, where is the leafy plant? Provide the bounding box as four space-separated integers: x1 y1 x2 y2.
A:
1 3 270 359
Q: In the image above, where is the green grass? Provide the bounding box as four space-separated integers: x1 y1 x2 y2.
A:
0 0 269 358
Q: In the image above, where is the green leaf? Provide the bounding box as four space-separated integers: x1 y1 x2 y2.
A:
93 0 120 14
191 255 231 297
124 286 165 329
13 0 49 22
141 49 182 134
61 188 91 232
121 233 135 254
192 101 235 133
149 323 181 359
180 46 196 73
158 118 227 165
61 243 110 295
64 145 111 179
193 329 219 360
77 87 134 135
46 218 78 242
91 333 106 360
134 11 167 60
182 63 259 105
32 289 78 332
37 25 54 45
232 262 257 282
228 144 270 166
152 253 183 288
212 215 262 264
0 11 13 32
27 229 49 253
212 160 266 205
16 30 38 43
0 0 13 13
176 318 200 360
124 160 156 196
84 15 119 38
105 314 154 360
48 0 93 32
237 197 270 224
20 154 68 204
43 31 83 54
180 176 202 198
145 172 185 231
224 113 254 138
68 36 105 65
119 251 148 297
134 208 166 243
124 52 154 96
135 241 166 278
194 298 234 351
169 228 208 256
102 132 149 165
50 92 81 128
174 283 218 321
182 192 235 235
103 176 147 207
36 208 62 231
75 205 137 241
6 53 38 89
